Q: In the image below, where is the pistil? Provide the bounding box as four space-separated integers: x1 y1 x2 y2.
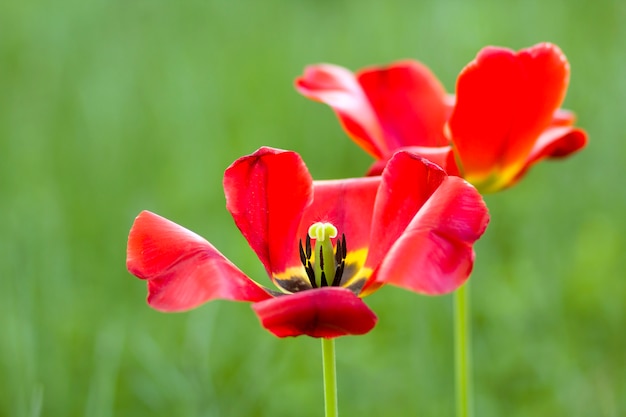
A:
309 222 337 287
299 222 347 289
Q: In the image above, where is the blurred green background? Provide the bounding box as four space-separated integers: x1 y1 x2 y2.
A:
1 0 624 415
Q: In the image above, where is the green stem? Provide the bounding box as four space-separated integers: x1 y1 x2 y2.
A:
321 338 338 417
454 283 473 417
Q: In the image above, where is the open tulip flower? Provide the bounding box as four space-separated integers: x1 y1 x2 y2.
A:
296 42 587 193
127 147 489 338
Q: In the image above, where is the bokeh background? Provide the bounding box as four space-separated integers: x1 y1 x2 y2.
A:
1 0 624 415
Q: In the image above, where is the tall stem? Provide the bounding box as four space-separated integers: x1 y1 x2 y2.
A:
454 283 473 417
321 338 338 417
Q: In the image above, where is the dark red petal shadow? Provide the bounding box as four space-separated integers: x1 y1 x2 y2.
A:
358 61 450 149
252 287 377 338
365 176 489 295
295 64 386 158
224 147 313 277
127 211 272 312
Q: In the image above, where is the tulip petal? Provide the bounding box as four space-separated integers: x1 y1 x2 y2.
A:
252 287 377 338
300 177 379 252
365 151 447 272
551 109 577 126
357 61 450 149
364 176 489 295
286 177 380 288
365 145 454 176
512 125 588 185
448 42 570 190
224 147 313 277
295 64 387 158
127 211 273 312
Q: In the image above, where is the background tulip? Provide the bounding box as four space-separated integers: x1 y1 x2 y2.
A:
0 1 622 416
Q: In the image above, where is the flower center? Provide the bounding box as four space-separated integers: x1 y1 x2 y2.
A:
299 222 347 288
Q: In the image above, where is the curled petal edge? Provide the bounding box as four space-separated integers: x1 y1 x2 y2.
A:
510 125 588 187
127 210 272 312
295 64 386 158
363 176 489 296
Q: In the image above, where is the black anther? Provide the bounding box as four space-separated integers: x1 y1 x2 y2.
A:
335 238 342 264
299 239 307 265
298 232 349 290
320 270 328 287
305 235 312 259
331 261 344 287
305 263 317 288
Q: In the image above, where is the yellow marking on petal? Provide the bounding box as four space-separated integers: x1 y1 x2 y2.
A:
272 266 311 294
339 248 372 289
465 161 525 194
466 171 509 194
358 279 383 298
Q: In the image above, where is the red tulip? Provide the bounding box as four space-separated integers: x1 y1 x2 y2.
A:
127 147 489 338
296 42 587 193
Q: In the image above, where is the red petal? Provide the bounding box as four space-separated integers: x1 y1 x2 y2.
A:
511 125 588 186
364 176 489 295
448 43 570 189
365 146 454 176
532 126 587 158
358 61 450 149
224 147 313 276
252 287 377 338
296 177 379 256
127 211 272 312
295 64 386 158
365 151 447 272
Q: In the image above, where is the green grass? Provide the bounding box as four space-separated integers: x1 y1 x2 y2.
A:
1 0 625 415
